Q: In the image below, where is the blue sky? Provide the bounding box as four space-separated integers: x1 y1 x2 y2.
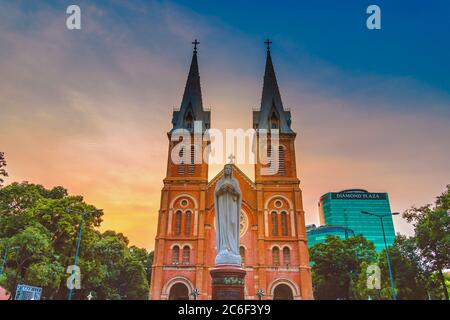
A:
1 0 449 248
169 0 450 92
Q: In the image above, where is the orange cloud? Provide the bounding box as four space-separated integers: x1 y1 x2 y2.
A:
1 2 449 251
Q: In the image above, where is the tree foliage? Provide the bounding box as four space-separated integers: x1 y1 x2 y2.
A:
309 235 377 300
403 184 450 300
0 182 151 300
0 152 7 187
353 235 431 300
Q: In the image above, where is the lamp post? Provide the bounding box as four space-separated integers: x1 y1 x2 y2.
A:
191 288 200 300
361 210 399 300
256 289 265 300
67 208 96 301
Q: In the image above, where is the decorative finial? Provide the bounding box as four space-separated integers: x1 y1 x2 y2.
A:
264 38 272 52
192 39 200 53
228 154 235 164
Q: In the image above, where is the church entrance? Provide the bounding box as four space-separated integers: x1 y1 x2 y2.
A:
168 283 190 300
273 284 294 300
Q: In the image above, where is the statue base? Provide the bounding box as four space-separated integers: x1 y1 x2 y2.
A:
210 265 246 300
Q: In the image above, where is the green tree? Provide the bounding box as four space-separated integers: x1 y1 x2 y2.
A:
0 152 7 188
0 182 150 300
130 246 153 283
354 235 429 300
403 185 450 300
309 235 377 300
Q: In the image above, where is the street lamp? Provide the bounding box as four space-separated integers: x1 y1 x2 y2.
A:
66 208 96 301
256 289 265 300
191 288 200 300
361 210 399 300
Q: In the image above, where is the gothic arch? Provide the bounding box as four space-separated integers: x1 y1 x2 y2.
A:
163 277 195 300
184 105 195 129
268 105 280 129
268 278 300 298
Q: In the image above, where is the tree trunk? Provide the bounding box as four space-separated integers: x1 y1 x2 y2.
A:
438 269 449 300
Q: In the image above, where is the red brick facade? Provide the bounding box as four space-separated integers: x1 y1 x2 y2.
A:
149 45 313 300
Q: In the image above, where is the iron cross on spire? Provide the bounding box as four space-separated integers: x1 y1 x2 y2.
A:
192 39 200 53
264 38 272 52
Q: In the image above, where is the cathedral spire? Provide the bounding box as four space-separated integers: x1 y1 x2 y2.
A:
253 39 293 133
181 40 203 112
171 40 210 133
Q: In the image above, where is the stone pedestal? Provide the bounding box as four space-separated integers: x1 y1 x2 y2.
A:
210 265 246 300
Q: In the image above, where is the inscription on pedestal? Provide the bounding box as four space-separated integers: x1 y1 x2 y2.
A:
210 267 246 300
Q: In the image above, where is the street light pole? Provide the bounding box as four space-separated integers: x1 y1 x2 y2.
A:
361 211 399 300
379 215 397 300
67 209 94 301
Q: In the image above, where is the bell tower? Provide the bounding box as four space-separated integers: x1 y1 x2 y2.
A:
252 40 314 299
150 40 211 300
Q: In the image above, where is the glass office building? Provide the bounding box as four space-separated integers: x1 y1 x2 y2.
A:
318 189 396 252
306 224 355 248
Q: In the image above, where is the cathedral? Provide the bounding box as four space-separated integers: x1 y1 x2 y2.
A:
149 40 314 300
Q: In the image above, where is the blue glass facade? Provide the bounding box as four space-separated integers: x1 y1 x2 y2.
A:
318 189 396 252
306 225 355 248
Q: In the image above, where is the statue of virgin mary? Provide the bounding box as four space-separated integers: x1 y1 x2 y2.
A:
214 164 242 265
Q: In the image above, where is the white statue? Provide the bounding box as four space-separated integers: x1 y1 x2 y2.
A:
214 164 242 265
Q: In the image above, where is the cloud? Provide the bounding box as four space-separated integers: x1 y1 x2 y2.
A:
1 1 449 250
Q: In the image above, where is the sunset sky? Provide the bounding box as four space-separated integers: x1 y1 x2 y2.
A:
1 0 449 250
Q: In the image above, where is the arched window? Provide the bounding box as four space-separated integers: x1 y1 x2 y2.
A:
172 246 180 264
175 210 182 235
272 247 280 266
283 247 291 266
182 246 190 264
271 211 278 236
185 111 193 130
278 146 285 175
240 246 246 265
270 110 279 129
188 145 195 175
178 148 185 175
281 211 288 236
184 211 192 235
